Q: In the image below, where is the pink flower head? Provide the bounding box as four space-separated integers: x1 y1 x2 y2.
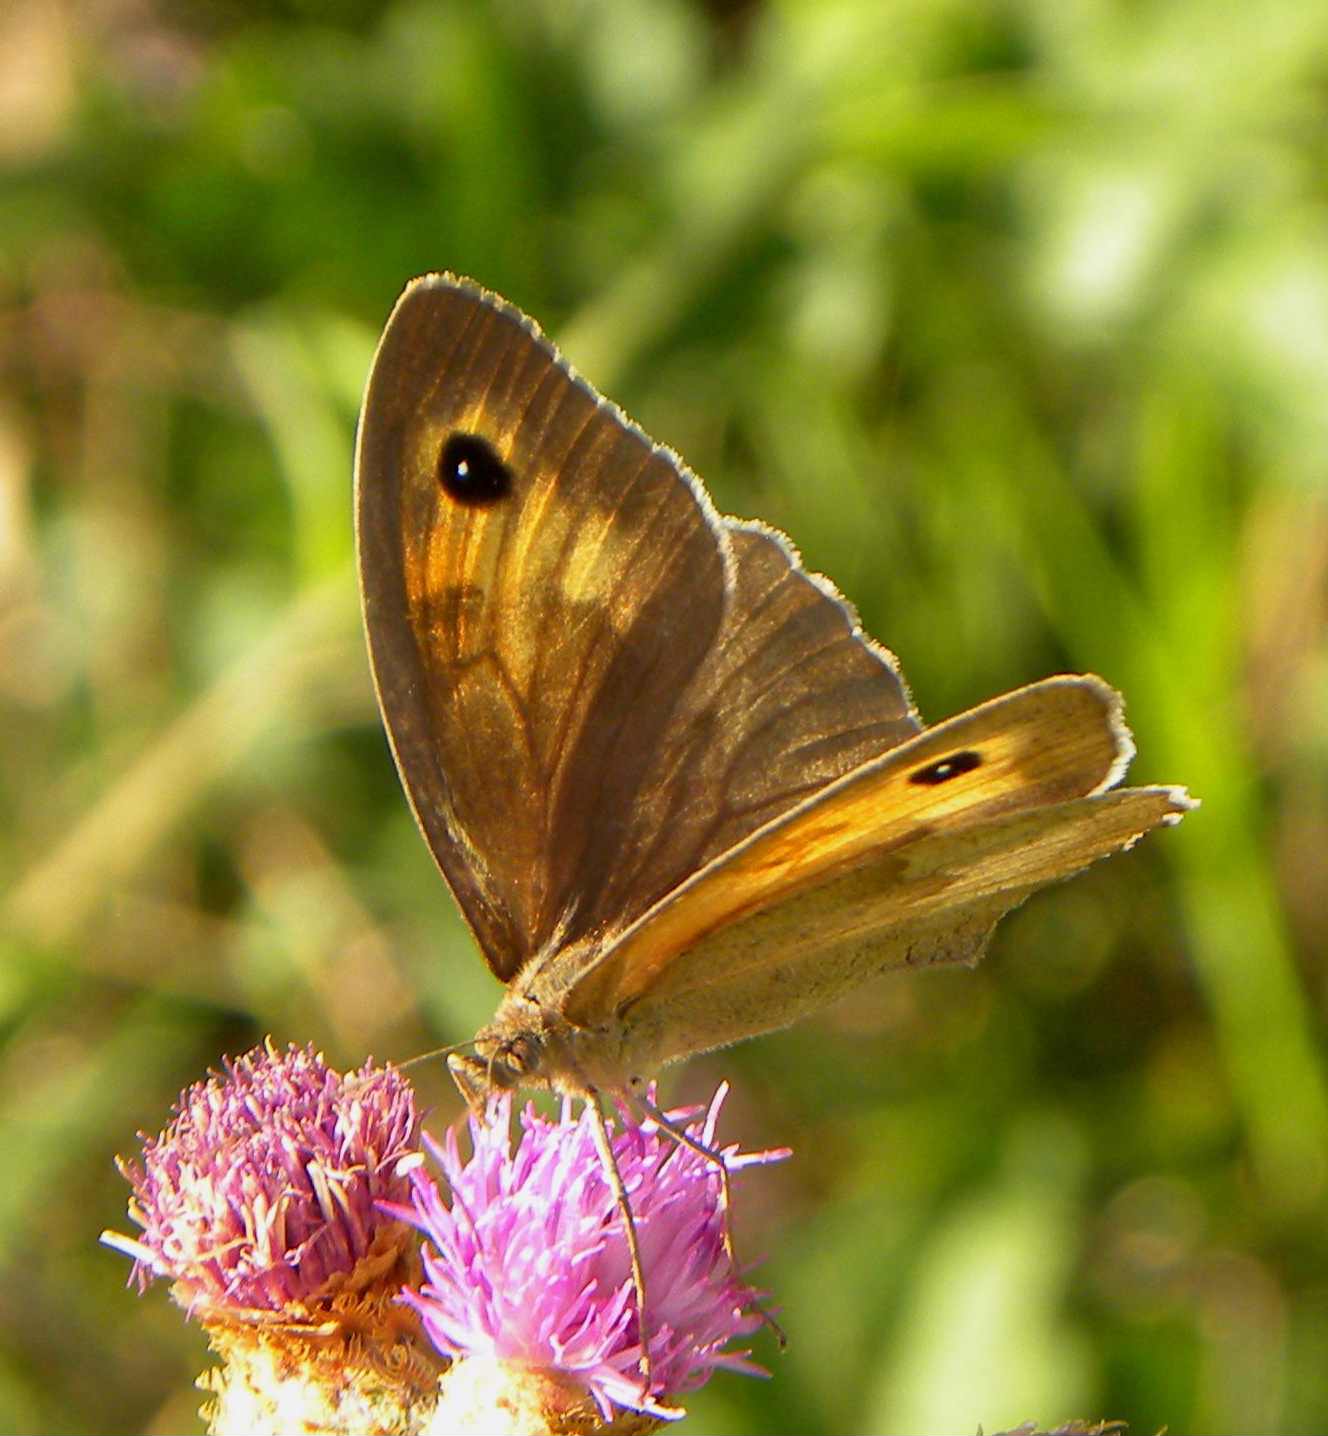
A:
102 1041 421 1317
385 1083 788 1421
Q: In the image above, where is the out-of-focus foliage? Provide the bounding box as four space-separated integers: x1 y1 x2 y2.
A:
2 0 1325 1431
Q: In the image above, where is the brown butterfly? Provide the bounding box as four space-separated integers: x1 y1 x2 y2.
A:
354 272 1191 1343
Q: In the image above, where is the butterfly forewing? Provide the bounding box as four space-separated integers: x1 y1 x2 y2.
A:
357 279 728 976
356 276 924 983
558 674 1190 1032
595 783 1186 1073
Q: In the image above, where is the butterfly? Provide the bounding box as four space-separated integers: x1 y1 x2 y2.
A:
353 272 1192 1361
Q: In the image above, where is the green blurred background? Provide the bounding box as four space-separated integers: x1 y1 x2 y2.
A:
3 0 1326 1431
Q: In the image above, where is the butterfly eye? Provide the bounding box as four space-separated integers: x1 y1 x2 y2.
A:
500 1033 541 1077
908 750 983 786
437 432 512 506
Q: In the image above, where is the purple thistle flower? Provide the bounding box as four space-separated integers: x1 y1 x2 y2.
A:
102 1040 422 1318
384 1082 788 1421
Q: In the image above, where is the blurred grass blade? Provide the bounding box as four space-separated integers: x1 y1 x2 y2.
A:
4 574 358 951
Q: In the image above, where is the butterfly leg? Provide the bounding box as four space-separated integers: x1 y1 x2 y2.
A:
627 1085 787 1349
585 1096 657 1402
446 1052 489 1115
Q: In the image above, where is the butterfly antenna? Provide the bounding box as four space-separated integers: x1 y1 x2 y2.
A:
393 1040 476 1075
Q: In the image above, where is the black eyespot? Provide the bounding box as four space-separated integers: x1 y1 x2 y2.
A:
909 749 983 786
437 432 511 505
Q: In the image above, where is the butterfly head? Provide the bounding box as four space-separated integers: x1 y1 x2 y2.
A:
447 988 577 1111
447 989 624 1111
446 1034 542 1113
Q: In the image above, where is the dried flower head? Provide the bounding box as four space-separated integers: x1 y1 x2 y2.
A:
385 1083 787 1422
102 1040 422 1318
